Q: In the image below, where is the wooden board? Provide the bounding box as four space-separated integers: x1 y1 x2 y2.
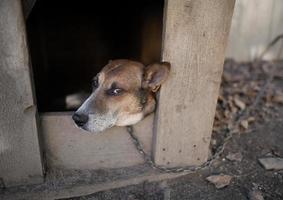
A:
226 0 283 61
153 0 235 167
41 113 154 169
1 166 186 200
0 0 43 186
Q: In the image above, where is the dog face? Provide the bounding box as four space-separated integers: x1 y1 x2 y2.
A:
72 59 170 133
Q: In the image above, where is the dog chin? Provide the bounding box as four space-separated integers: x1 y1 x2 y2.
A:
82 123 114 133
81 113 117 133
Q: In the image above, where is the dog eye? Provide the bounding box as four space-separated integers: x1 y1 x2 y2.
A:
106 88 123 96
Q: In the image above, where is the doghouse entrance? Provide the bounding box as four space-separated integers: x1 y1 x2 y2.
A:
26 0 164 112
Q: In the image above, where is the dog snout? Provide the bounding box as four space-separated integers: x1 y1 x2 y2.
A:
72 112 89 127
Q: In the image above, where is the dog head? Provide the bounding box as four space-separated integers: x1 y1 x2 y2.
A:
72 59 170 133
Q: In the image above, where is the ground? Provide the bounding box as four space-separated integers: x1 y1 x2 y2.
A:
1 60 283 200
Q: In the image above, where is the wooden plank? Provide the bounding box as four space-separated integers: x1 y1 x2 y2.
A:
153 0 235 167
1 166 186 200
41 113 154 169
226 0 283 60
0 0 43 186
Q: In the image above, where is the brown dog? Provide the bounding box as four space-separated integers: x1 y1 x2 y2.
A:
72 59 170 133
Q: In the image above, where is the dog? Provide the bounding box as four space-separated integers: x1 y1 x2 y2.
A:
72 59 170 133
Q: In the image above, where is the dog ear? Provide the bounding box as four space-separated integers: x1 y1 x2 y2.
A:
142 62 171 92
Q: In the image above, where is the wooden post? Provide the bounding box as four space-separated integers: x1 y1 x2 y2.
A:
0 0 43 186
153 0 235 167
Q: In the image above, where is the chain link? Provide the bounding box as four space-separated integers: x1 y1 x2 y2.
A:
126 126 230 173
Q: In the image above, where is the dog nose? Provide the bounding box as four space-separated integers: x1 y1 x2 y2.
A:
72 112 89 127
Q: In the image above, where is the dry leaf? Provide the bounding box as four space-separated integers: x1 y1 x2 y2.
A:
224 110 231 118
226 152 243 162
251 81 261 91
240 120 249 129
234 97 246 110
247 117 255 123
272 93 283 104
206 174 232 189
231 106 238 114
248 190 264 200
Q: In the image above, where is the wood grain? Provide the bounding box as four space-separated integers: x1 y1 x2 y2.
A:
0 0 43 186
153 0 235 167
41 113 154 169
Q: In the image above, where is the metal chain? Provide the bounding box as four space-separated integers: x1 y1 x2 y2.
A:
126 126 231 173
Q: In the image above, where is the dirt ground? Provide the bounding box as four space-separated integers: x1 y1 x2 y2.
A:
63 60 283 200
1 60 283 200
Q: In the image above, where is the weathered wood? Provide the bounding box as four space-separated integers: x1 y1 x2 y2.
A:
41 113 154 169
226 0 283 61
153 0 235 167
0 0 43 186
1 166 186 200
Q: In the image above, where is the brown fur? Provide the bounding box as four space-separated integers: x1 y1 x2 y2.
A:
73 59 170 133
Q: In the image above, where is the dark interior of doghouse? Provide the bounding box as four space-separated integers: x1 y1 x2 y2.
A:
26 0 164 112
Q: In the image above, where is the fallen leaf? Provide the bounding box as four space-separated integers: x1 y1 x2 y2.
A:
240 120 249 129
232 107 238 114
248 190 264 200
226 152 243 162
258 157 283 170
206 174 232 189
247 117 256 123
265 90 274 104
224 110 231 118
272 93 283 104
251 81 261 91
234 97 246 110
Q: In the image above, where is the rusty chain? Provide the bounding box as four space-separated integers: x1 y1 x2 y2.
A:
126 126 230 173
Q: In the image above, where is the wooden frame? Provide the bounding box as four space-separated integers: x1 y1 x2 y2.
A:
41 113 154 170
0 0 43 186
0 0 235 189
153 0 235 167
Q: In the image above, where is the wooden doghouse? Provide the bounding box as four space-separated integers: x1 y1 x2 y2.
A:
0 0 235 192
